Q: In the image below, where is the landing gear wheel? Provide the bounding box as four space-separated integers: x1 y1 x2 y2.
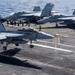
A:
29 45 34 48
3 46 7 51
15 44 19 46
56 22 58 28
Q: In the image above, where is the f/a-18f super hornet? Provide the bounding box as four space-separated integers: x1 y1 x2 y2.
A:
37 9 75 27
0 23 54 50
5 3 54 23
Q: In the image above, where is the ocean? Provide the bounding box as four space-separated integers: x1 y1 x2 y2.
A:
0 0 75 18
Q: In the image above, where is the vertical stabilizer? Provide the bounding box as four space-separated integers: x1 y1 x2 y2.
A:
72 9 75 15
41 3 54 17
33 6 41 11
0 22 6 32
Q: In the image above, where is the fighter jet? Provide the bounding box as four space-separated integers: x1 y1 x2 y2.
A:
0 23 26 50
37 9 75 27
0 23 54 50
5 3 54 23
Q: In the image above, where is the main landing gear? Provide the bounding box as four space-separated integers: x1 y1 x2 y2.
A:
29 40 34 48
56 22 58 27
3 42 8 51
15 44 19 46
3 46 7 51
3 43 19 51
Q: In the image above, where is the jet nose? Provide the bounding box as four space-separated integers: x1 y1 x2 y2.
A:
37 17 49 24
37 32 54 39
37 19 46 24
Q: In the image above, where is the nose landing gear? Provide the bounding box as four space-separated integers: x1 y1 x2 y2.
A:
29 40 34 48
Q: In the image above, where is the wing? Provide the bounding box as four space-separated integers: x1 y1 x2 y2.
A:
21 12 41 17
0 35 7 40
1 32 24 38
21 14 34 17
58 17 75 21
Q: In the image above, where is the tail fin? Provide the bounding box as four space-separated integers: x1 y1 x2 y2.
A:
33 6 41 11
41 3 54 17
0 22 6 32
72 9 75 15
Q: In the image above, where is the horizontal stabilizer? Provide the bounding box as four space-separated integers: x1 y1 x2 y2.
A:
0 22 6 32
72 9 75 15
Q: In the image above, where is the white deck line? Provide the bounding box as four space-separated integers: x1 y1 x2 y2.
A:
27 43 72 52
37 40 75 48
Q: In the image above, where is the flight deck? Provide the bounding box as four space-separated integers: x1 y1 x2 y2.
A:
0 22 75 75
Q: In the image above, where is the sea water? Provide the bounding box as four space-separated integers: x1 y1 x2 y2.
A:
0 0 74 18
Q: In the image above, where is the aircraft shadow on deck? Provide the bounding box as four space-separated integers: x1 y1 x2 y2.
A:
40 26 68 29
67 25 75 30
0 48 21 56
37 25 75 30
0 48 42 70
